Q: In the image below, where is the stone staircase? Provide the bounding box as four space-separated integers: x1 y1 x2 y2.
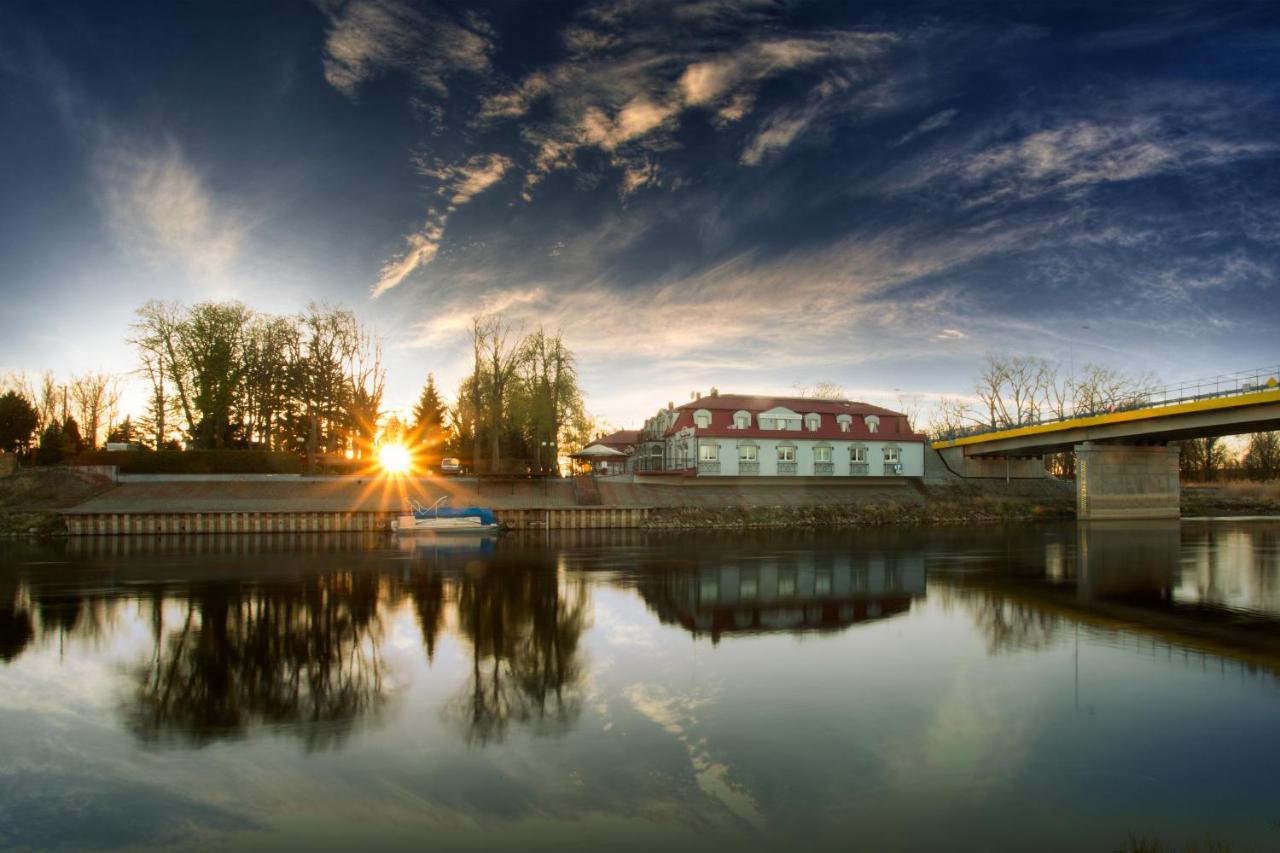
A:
572 475 603 506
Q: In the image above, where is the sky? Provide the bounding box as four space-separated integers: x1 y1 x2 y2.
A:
1 0 1278 429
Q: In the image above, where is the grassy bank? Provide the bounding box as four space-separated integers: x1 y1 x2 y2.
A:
643 496 1069 529
1182 481 1280 516
0 468 112 537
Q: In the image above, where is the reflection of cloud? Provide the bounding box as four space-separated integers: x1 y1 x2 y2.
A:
623 683 763 828
875 672 1032 797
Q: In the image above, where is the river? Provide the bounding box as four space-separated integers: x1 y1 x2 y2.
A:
2 521 1278 851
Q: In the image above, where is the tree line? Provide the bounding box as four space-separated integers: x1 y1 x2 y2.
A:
1 303 594 474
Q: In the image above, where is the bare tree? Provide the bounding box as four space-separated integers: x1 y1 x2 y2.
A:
974 354 1047 428
70 373 123 449
793 381 847 401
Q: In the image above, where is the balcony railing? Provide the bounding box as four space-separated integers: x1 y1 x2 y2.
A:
739 461 760 475
777 461 798 475
814 462 834 475
883 462 902 475
850 462 869 475
698 460 721 474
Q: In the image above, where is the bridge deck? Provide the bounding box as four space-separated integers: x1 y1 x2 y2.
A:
933 387 1280 455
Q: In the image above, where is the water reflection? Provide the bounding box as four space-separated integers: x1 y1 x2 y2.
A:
3 521 1280 751
934 520 1280 670
125 571 389 750
639 548 926 643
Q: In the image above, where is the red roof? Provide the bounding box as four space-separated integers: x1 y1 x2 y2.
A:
596 429 640 449
665 394 927 441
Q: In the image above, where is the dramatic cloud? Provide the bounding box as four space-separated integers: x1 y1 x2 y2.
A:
476 9 899 198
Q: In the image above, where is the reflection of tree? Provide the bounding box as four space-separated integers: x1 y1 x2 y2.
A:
0 575 33 662
126 572 388 750
961 591 1060 654
408 572 446 663
450 566 588 745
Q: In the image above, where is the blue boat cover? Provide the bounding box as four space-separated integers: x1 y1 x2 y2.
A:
412 505 498 526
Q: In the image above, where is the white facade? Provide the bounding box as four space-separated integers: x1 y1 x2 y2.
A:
675 435 925 477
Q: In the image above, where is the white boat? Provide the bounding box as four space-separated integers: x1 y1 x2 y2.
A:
391 497 502 534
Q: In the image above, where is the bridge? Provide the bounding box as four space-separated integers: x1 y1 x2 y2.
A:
932 366 1280 520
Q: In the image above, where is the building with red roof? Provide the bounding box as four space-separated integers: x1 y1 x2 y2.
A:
632 390 928 478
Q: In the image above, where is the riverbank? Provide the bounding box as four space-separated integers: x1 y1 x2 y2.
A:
0 468 114 537
4 467 1278 536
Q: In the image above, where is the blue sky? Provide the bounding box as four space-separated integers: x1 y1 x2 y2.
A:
1 0 1277 427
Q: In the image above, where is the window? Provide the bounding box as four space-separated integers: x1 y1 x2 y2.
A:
777 446 796 463
734 411 751 429
884 446 900 463
694 410 711 428
804 413 820 431
865 415 880 434
851 446 867 463
699 443 719 461
738 444 758 462
837 414 852 433
814 446 832 463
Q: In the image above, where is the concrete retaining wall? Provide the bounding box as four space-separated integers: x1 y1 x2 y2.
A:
63 506 657 535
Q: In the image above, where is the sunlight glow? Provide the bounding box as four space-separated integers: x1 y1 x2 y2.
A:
378 443 412 475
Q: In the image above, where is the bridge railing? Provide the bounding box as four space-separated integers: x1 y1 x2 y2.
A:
934 364 1280 443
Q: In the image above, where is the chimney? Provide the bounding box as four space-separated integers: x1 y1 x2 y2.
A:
710 387 719 397
667 401 673 411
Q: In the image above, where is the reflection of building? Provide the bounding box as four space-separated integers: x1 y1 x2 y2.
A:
642 552 926 642
634 393 927 477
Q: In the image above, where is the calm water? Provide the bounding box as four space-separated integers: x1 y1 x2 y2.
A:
2 521 1280 852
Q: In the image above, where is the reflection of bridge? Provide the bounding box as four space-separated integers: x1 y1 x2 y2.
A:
938 521 1280 670
641 553 926 643
933 367 1280 519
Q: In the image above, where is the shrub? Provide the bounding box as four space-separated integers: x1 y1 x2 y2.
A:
71 450 304 475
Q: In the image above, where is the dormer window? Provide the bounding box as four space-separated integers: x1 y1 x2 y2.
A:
694 409 712 429
865 415 880 434
836 414 853 433
804 413 821 431
733 410 751 429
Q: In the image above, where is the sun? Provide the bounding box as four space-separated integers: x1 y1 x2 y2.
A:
378 443 412 475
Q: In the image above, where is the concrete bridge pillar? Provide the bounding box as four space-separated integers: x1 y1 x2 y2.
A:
1075 442 1180 520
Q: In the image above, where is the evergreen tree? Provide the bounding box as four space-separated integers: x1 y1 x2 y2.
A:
106 416 139 446
411 374 447 449
36 422 64 466
61 417 84 454
0 391 39 454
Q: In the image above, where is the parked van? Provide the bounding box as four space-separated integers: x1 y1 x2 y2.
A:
440 457 462 475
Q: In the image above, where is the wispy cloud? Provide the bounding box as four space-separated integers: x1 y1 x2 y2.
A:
317 0 493 98
371 153 514 296
477 7 898 197
889 88 1276 205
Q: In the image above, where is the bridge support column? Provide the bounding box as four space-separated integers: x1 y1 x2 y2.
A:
1075 442 1180 520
